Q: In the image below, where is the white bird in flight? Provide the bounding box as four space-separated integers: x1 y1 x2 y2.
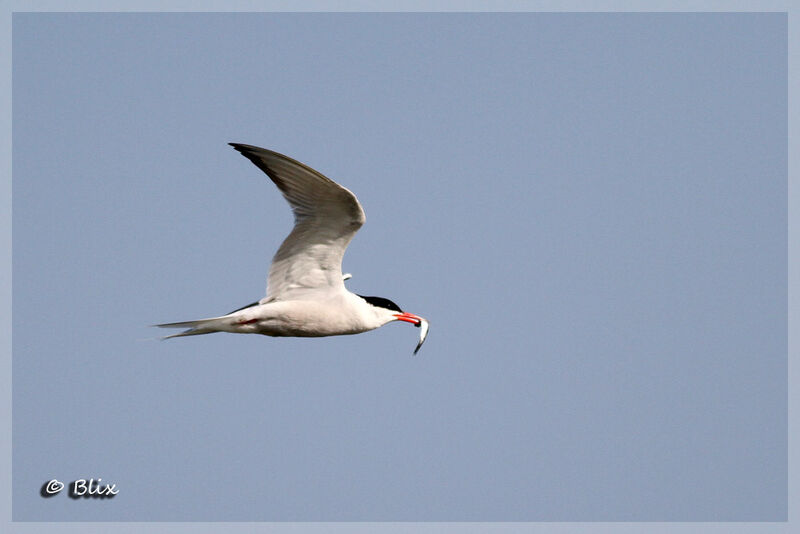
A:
156 143 429 355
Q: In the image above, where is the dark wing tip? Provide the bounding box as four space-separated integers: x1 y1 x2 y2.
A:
228 143 292 173
229 142 261 160
228 143 284 186
229 143 268 160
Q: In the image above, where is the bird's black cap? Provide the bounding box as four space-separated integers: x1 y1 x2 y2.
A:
359 295 403 313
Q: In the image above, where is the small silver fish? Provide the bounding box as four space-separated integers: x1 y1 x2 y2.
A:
413 317 430 355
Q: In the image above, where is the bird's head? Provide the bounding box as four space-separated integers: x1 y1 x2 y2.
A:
358 294 429 354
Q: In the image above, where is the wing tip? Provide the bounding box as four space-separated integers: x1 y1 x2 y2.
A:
228 142 249 152
229 143 282 164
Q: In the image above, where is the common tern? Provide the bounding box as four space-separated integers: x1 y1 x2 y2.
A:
156 144 429 355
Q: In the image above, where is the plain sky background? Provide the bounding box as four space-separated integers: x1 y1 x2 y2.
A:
12 12 786 521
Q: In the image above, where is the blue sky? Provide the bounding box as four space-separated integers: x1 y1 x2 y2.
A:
11 12 787 521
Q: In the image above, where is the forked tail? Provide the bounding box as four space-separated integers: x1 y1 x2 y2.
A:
154 316 230 339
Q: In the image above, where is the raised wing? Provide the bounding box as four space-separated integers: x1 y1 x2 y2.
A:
229 144 366 301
